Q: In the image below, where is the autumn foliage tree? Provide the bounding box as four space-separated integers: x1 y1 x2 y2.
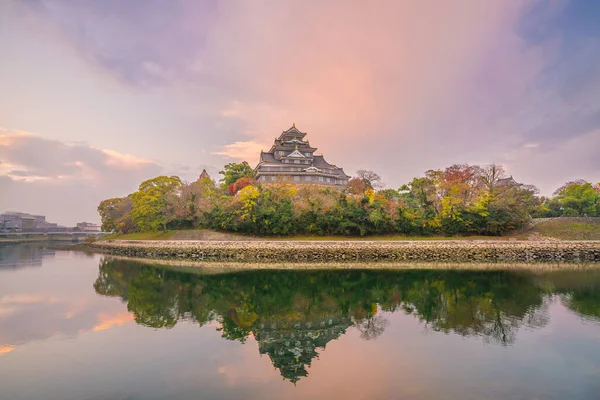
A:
229 177 255 195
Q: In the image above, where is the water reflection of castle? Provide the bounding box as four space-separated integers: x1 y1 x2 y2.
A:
0 244 55 269
255 317 352 383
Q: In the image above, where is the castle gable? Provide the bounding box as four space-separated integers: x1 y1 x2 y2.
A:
287 149 305 158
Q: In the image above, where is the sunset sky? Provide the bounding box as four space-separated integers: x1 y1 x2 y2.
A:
1 0 599 225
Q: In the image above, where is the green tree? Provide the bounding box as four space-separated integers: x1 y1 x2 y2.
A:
219 161 255 187
132 176 183 232
553 181 599 216
98 197 125 232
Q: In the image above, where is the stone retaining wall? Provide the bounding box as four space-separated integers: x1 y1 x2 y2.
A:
94 240 600 263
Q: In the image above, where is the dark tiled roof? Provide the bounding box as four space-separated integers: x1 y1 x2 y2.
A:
313 156 350 178
497 176 520 186
312 155 332 168
260 152 277 163
277 124 307 139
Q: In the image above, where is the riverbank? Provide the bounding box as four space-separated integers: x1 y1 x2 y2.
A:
92 240 600 264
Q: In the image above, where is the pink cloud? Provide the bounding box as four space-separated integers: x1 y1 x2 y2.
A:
213 140 267 163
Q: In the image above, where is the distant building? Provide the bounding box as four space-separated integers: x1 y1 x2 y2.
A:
76 222 101 232
0 212 36 231
31 215 58 230
254 124 350 186
33 215 46 227
0 212 62 232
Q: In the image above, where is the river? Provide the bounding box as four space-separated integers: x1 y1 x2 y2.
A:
1 243 599 399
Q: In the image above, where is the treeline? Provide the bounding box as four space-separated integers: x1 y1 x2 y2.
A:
535 179 600 218
98 162 600 236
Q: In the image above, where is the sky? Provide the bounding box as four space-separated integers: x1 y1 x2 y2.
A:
0 0 599 226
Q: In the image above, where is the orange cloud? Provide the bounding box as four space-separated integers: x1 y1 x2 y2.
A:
0 130 31 146
92 312 134 332
0 345 15 356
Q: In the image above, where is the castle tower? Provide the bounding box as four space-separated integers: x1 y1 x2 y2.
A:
254 124 350 186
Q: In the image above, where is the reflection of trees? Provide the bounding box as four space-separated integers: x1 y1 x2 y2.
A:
540 269 600 321
564 290 600 320
355 314 389 340
94 259 595 381
398 273 550 345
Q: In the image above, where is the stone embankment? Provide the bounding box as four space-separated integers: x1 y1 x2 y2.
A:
94 240 600 264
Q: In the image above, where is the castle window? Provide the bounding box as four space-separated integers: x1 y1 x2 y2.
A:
319 176 324 182
294 160 299 164
294 176 300 182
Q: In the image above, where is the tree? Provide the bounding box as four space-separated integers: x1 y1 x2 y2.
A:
480 164 506 194
553 181 599 216
553 179 589 196
347 177 367 195
378 188 399 201
132 176 183 232
356 169 383 189
219 161 255 186
98 197 125 232
229 177 255 195
97 196 135 233
166 178 214 228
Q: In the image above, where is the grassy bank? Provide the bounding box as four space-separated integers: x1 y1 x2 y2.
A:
518 218 600 240
101 231 176 241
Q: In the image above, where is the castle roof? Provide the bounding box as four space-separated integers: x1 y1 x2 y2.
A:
198 169 211 181
277 123 307 139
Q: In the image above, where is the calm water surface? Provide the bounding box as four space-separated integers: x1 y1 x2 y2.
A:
1 244 599 400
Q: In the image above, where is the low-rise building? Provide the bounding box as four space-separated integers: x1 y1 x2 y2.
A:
0 212 36 231
76 222 101 232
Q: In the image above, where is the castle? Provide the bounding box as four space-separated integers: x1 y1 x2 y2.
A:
254 124 350 186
